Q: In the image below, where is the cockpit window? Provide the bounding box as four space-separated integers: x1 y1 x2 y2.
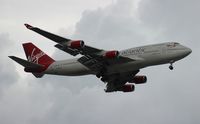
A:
174 42 179 45
167 42 179 48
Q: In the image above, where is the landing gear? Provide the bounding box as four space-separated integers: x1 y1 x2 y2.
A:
96 67 107 79
96 74 101 78
101 77 108 82
169 65 173 70
169 61 174 70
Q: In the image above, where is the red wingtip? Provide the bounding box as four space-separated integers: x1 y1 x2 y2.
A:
24 23 33 29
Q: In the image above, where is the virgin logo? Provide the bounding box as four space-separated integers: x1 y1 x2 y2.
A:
27 48 45 64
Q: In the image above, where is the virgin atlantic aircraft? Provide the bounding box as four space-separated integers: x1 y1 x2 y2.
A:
9 24 192 92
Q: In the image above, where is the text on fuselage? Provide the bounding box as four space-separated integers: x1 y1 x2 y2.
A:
121 48 145 56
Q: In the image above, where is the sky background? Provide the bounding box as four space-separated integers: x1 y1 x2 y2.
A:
0 0 200 124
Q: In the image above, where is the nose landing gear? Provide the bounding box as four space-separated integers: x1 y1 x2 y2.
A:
169 61 174 70
169 64 173 70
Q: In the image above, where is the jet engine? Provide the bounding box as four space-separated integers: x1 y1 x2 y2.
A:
118 84 135 92
103 50 119 59
68 40 85 49
129 75 147 84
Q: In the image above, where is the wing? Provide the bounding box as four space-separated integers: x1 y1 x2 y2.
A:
103 70 140 92
24 24 103 56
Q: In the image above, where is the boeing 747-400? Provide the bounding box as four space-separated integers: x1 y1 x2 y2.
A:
9 24 192 92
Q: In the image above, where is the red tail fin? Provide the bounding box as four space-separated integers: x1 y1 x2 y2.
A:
22 42 55 66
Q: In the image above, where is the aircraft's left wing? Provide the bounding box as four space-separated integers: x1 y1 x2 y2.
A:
24 24 103 56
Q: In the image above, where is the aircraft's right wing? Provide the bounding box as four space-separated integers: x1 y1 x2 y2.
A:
77 54 134 74
103 70 140 92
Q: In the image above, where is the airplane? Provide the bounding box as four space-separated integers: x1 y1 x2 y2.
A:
9 24 192 92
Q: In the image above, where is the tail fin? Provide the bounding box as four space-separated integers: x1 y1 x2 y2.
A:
22 42 55 65
22 42 55 78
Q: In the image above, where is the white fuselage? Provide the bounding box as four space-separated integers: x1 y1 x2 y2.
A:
44 42 191 76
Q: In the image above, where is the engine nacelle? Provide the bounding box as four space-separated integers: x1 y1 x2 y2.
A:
119 84 135 92
129 75 147 84
68 40 85 49
103 50 119 59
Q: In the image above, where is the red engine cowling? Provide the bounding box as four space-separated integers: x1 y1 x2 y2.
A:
68 40 85 49
120 84 135 92
130 75 147 84
103 50 119 59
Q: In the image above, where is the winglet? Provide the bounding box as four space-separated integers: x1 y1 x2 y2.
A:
24 23 33 29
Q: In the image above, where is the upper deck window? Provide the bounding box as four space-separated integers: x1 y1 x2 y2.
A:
174 42 180 45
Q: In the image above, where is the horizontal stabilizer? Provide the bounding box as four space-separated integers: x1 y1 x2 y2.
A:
32 73 44 78
8 56 44 68
9 56 45 78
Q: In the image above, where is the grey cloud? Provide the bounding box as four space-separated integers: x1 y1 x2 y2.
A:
73 0 149 50
38 74 101 94
0 33 19 93
139 0 200 44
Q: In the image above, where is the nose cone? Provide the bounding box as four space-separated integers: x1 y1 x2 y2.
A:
169 43 192 61
179 46 192 59
185 47 192 56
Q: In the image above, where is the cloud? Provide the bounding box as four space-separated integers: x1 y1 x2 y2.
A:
139 0 200 44
0 33 19 94
73 0 149 49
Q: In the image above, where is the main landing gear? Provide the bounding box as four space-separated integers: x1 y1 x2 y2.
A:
169 61 174 70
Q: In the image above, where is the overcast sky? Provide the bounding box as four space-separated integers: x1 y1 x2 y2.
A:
0 0 200 124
